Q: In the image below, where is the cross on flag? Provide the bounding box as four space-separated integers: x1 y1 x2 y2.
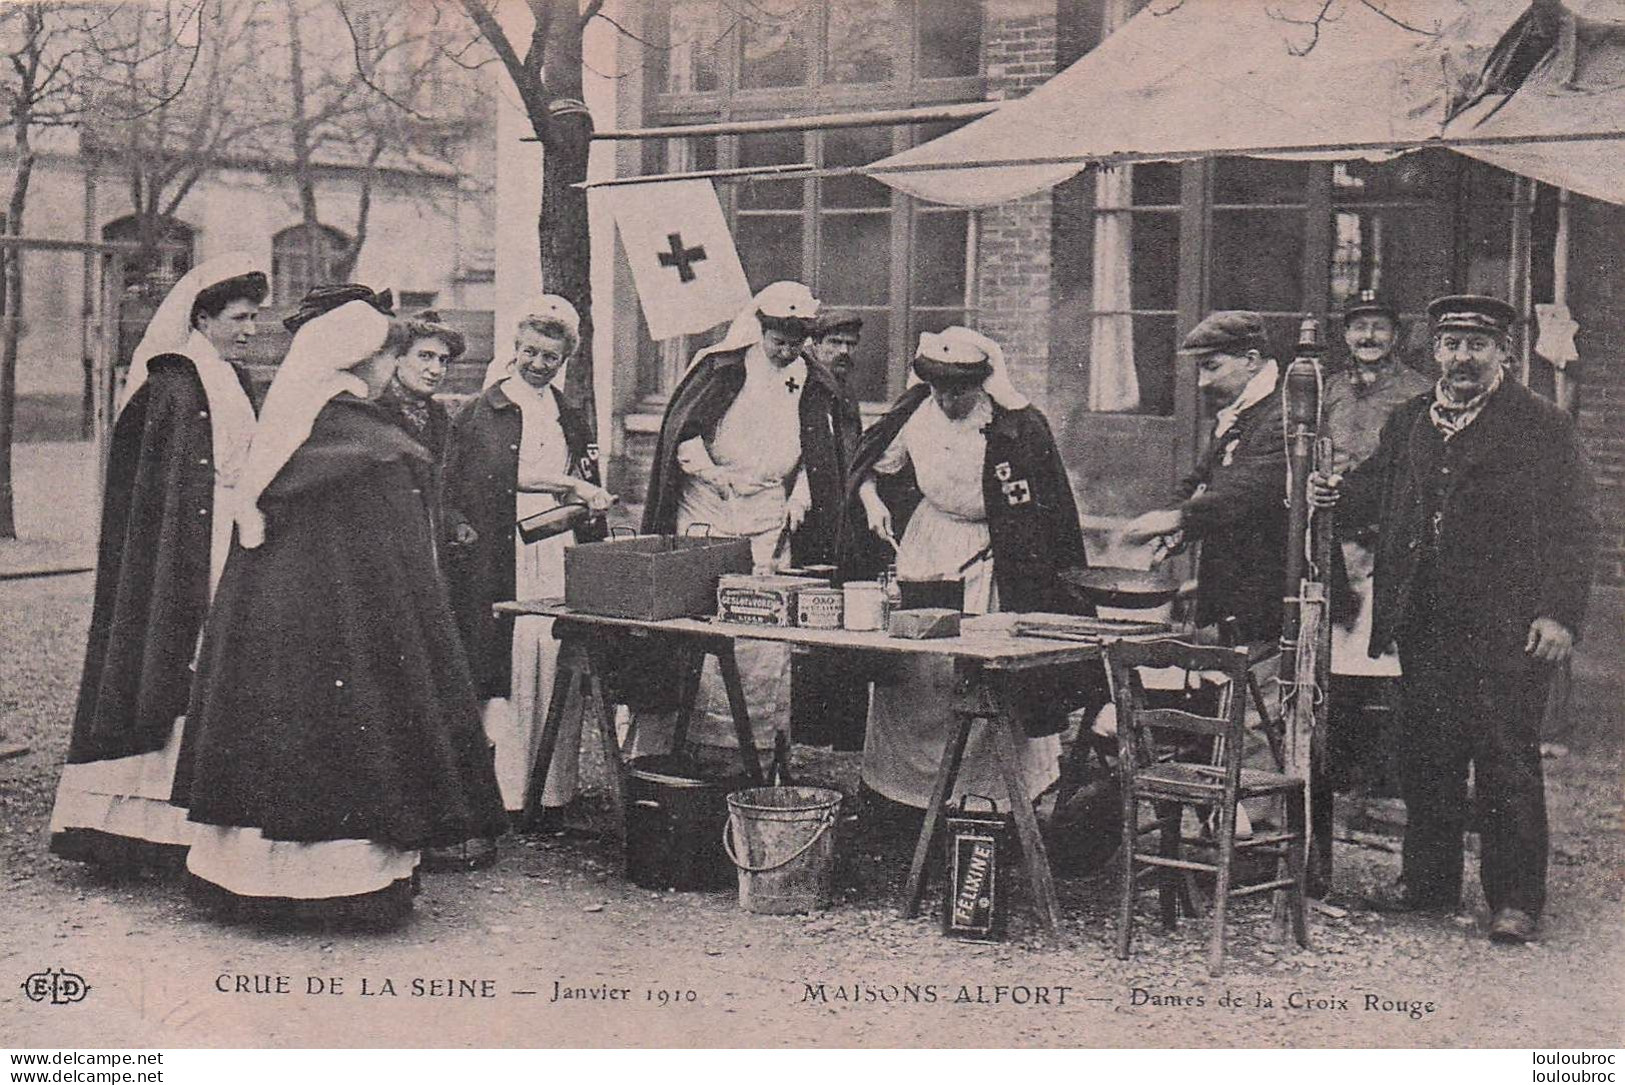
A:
601 179 750 341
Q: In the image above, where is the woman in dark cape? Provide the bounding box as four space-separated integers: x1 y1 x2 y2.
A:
174 292 504 927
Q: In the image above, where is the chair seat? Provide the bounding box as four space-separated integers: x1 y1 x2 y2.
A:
1136 762 1304 800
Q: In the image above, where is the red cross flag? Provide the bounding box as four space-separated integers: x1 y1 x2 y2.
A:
601 179 751 341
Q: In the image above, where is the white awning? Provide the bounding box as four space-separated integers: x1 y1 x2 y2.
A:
863 0 1625 207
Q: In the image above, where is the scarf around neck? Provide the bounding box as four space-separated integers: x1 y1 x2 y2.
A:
1428 365 1503 441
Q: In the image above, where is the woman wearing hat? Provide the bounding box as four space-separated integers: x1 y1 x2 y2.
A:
173 289 505 926
443 300 613 833
50 254 267 872
843 327 1095 810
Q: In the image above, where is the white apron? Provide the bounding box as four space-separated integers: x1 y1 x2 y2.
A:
863 398 1061 808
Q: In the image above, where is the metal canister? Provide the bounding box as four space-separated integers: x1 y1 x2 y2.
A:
941 796 1010 942
842 581 885 631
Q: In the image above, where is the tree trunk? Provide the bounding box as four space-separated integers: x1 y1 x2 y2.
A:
0 133 35 538
536 0 595 425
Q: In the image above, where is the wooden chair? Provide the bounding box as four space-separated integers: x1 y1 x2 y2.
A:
1105 639 1309 976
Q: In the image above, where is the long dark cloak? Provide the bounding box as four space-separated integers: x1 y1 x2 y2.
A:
172 396 506 849
66 353 252 764
443 381 606 700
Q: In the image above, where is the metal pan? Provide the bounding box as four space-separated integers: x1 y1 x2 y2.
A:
1058 566 1180 609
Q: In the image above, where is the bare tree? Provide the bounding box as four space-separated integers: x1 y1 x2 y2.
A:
0 2 97 538
78 0 271 279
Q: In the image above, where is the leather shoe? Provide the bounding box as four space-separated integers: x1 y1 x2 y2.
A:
1361 883 1458 914
1489 907 1537 944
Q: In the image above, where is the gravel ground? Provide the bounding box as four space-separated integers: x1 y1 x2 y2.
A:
2 444 1621 1050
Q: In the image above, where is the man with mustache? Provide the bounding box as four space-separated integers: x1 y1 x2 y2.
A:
1311 295 1596 944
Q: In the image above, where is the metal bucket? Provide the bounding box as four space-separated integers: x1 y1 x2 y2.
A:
723 786 842 914
624 756 746 891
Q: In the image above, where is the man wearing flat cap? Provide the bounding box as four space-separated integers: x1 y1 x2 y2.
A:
1312 295 1596 944
1123 310 1289 645
636 281 849 767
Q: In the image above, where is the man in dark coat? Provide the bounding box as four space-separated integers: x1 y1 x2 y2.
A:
842 327 1097 809
49 254 267 871
792 307 871 750
1313 295 1596 944
174 295 505 927
1123 311 1288 644
443 299 611 826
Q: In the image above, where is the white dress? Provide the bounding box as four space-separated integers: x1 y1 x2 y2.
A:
479 376 583 811
862 396 1062 808
632 346 805 758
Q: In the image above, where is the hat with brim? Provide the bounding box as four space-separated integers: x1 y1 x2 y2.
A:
912 329 992 387
810 307 863 338
1427 294 1516 336
1177 310 1271 357
754 280 818 336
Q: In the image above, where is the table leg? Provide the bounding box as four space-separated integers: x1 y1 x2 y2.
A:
585 640 630 841
992 713 1063 940
716 645 764 785
523 641 584 827
900 708 974 919
671 647 705 751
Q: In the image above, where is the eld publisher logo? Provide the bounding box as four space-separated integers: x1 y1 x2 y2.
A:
21 968 90 1005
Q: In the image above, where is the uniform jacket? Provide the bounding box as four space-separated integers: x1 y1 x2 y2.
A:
67 354 253 764
641 346 851 565
1179 388 1289 643
1340 379 1596 671
442 381 607 699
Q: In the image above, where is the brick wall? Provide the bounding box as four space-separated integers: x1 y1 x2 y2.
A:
1571 196 1625 596
977 1 1062 413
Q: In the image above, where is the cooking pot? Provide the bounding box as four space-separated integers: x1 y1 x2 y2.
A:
1059 566 1180 610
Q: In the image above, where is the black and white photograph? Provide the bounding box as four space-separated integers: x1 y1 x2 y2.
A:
0 0 1621 1062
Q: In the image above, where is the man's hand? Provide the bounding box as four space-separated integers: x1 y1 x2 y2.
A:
1120 508 1184 546
570 478 617 514
1525 618 1574 664
1308 470 1343 509
452 522 479 547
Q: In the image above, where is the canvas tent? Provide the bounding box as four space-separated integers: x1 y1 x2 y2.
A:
862 0 1625 208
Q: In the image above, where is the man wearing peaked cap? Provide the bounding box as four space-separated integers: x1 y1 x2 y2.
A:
1312 293 1596 943
634 281 853 770
1123 310 1290 645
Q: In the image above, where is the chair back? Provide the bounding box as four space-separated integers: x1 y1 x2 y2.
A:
1103 639 1251 786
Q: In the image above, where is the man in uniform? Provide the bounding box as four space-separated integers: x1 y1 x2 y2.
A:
1312 295 1595 943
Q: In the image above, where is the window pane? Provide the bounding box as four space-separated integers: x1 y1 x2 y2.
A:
843 308 892 402
1131 162 1181 206
1128 209 1179 311
912 210 969 308
736 215 803 288
1213 158 1308 205
740 3 809 88
1328 206 1452 321
818 212 890 304
1209 209 1304 313
1462 158 1517 203
827 0 899 84
919 0 981 78
738 131 806 209
659 0 724 93
822 125 892 209
1130 313 1177 416
1460 201 1514 297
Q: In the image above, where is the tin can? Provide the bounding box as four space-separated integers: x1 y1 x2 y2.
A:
796 587 844 629
942 796 1009 942
842 581 885 631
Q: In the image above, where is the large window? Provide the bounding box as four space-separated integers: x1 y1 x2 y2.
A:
1080 153 1546 416
637 1 984 404
272 223 351 306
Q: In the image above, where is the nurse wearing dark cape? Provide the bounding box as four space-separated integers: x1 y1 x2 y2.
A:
174 293 505 925
49 253 266 870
